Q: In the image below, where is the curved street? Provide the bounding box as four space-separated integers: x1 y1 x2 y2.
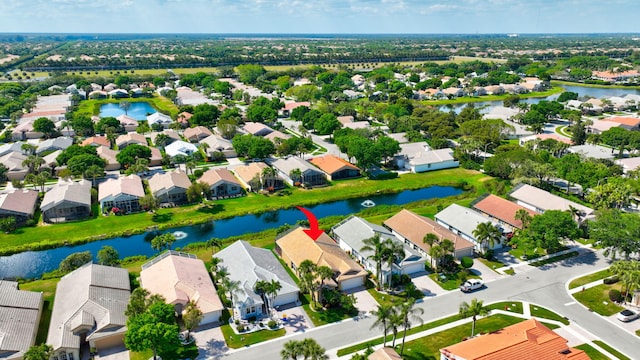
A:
218 248 639 359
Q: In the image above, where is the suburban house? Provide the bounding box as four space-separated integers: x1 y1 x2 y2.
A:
0 151 29 180
184 126 213 142
589 119 622 134
41 179 92 223
280 101 310 117
472 194 537 230
147 169 191 205
264 130 291 144
275 227 368 291
337 115 355 125
148 146 163 167
36 136 73 154
509 184 594 219
435 204 507 251
0 142 25 157
309 155 361 180
383 209 475 260
567 144 623 160
140 251 224 325
98 174 145 214
199 168 243 198
116 115 138 132
148 129 181 146
12 120 44 141
397 143 459 173
200 135 237 159
440 319 588 360
115 132 147 149
602 116 640 131
146 112 173 129
96 146 120 171
164 140 198 158
519 133 572 147
0 189 39 224
177 111 192 127
331 215 427 285
0 280 43 360
47 263 131 360
368 347 401 360
233 162 284 192
272 156 327 187
214 241 300 320
243 122 273 137
615 157 640 174
43 150 62 172
81 136 111 148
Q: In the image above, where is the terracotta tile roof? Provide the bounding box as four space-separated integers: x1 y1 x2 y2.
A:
178 112 193 123
81 136 111 147
604 116 640 127
115 133 146 147
309 155 359 176
284 101 310 111
276 227 367 283
264 130 291 142
473 195 536 229
199 168 242 187
337 115 355 125
440 319 589 360
384 209 475 253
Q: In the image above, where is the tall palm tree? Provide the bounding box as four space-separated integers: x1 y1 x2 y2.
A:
440 238 455 266
472 222 502 254
21 143 36 155
262 166 277 191
315 265 334 306
429 245 445 272
514 209 532 230
611 260 640 300
185 158 197 176
459 298 489 337
300 338 328 360
298 260 318 306
289 168 302 186
223 278 241 310
361 234 387 289
423 233 439 269
22 155 44 174
371 304 394 347
206 237 223 255
265 279 283 316
83 164 104 187
399 299 424 355
384 240 405 289
388 308 404 347
280 340 303 360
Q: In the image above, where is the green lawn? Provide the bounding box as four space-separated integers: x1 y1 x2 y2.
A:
129 350 153 360
530 251 579 267
507 241 545 261
401 315 525 360
429 271 480 291
485 301 523 314
367 288 407 308
219 310 285 349
592 340 631 360
477 258 506 273
575 344 609 360
569 269 611 289
19 279 58 344
0 169 489 257
529 304 569 325
573 284 624 316
301 294 358 326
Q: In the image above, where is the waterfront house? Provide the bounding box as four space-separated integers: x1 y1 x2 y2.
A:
199 168 243 198
309 155 360 180
397 143 459 173
472 194 536 230
140 251 223 325
214 241 300 320
146 112 173 129
147 169 191 205
0 189 39 224
41 179 92 223
0 280 43 360
233 162 284 192
116 115 138 132
98 174 145 214
271 156 326 187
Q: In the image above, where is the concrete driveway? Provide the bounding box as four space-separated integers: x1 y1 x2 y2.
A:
470 259 504 283
276 303 315 334
410 271 447 297
606 310 640 335
192 322 228 360
344 286 379 314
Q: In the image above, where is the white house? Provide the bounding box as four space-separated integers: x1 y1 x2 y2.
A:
434 204 507 251
164 140 198 158
397 143 459 173
146 112 173 129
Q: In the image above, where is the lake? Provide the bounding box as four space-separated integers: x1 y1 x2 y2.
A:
99 102 157 120
0 185 462 279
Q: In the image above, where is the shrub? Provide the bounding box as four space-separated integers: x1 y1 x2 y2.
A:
268 320 277 328
237 324 246 332
481 249 495 260
460 256 474 269
193 169 204 178
609 289 622 303
603 276 619 285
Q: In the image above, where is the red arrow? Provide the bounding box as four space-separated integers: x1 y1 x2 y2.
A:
296 206 323 240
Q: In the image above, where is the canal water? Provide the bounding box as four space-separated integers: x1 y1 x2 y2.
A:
0 186 462 279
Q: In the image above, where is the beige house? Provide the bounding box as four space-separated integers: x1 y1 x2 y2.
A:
199 168 243 198
140 251 224 325
0 280 43 360
41 180 92 223
98 174 145 213
0 189 39 224
184 126 213 142
96 146 120 171
47 263 131 360
275 227 367 291
115 132 147 149
147 169 192 205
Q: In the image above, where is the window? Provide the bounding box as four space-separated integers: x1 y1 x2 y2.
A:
68 353 74 360
53 356 59 360
60 353 68 360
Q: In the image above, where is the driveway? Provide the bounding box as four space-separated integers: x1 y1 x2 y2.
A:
192 322 228 360
410 271 447 297
96 346 129 360
605 309 640 335
470 259 504 283
344 286 379 314
275 303 315 334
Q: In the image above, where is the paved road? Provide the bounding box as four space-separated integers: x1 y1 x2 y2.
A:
220 248 640 359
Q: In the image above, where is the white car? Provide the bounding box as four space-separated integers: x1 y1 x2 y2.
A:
616 309 639 322
460 279 484 293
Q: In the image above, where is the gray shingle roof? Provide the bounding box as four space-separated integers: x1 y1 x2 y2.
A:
41 179 92 212
0 281 43 359
435 204 503 239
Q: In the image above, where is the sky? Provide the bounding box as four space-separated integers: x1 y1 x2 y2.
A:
0 0 638 35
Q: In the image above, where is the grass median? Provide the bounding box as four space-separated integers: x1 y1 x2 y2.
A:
568 269 611 289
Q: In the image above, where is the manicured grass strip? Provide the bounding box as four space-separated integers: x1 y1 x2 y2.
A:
428 271 480 291
575 344 610 360
336 313 462 356
529 304 569 325
573 284 624 316
401 315 524 360
129 350 153 360
477 258 506 273
367 288 412 308
569 269 611 289
219 310 285 348
592 340 631 360
301 293 357 327
530 251 579 267
486 301 523 314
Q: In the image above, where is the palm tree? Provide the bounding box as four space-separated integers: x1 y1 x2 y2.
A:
281 340 303 360
289 168 302 186
429 245 445 272
388 308 404 347
399 299 424 355
298 260 318 306
200 142 210 160
423 233 439 269
440 238 455 267
514 209 532 230
611 260 640 301
84 164 104 187
120 101 131 115
223 278 241 310
361 234 387 289
185 158 197 176
265 279 283 316
315 265 334 306
371 304 394 347
210 257 223 282
262 166 277 191
300 338 328 360
459 298 489 337
384 240 405 289
22 155 44 174
21 143 36 155
472 222 502 254
206 237 223 255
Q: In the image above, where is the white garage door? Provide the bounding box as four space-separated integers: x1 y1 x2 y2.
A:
201 310 222 325
340 276 364 291
274 291 299 307
401 262 425 276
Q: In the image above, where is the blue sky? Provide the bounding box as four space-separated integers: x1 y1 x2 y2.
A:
0 0 638 34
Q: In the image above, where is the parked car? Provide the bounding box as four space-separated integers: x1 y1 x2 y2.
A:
616 309 639 322
460 279 485 293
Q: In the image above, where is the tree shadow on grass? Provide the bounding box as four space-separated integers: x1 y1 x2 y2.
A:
152 212 173 223
196 203 224 215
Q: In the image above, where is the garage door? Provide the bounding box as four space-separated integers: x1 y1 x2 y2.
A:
340 276 364 291
274 291 299 307
401 262 425 276
201 310 222 325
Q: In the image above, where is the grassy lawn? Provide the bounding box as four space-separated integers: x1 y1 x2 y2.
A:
401 315 524 360
336 313 462 356
530 251 579 267
573 284 624 316
219 310 285 349
485 301 523 314
592 340 631 360
507 241 545 261
428 271 480 291
301 293 358 326
129 350 153 360
477 258 506 273
19 279 58 344
575 344 609 360
551 80 640 90
568 269 611 289
529 304 569 325
367 288 407 308
0 169 490 256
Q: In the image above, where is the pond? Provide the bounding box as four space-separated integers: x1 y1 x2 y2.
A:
0 185 462 279
99 102 157 120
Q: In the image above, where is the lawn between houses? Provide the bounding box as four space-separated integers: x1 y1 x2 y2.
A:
0 169 490 256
